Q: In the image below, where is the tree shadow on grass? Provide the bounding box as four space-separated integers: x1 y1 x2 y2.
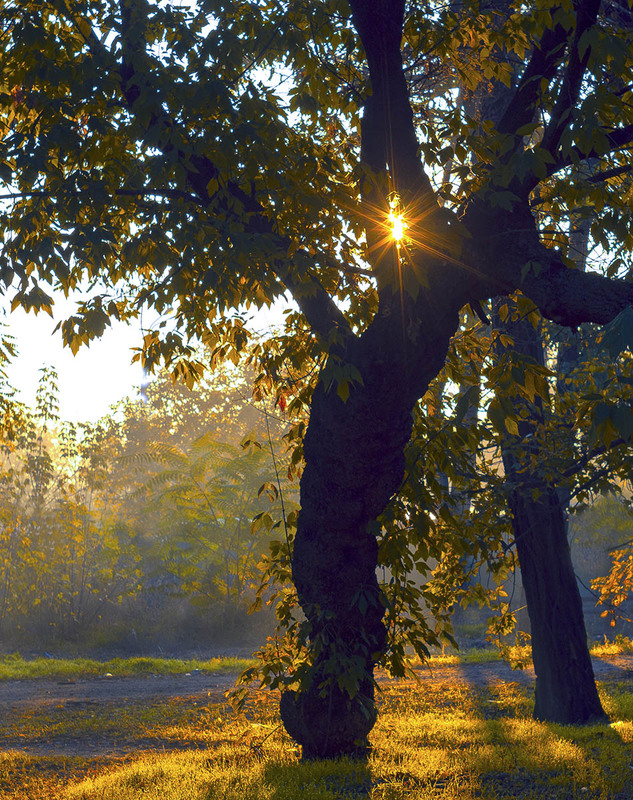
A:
452 663 633 800
262 758 373 799
256 665 633 800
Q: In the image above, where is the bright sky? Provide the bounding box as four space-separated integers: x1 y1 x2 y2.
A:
1 295 147 423
1 291 290 424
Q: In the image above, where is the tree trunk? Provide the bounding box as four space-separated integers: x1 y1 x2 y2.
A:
507 481 607 723
280 367 415 757
496 310 608 724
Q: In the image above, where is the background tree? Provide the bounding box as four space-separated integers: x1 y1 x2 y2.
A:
0 367 126 641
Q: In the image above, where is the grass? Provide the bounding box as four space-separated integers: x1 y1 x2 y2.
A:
0 654 256 681
430 647 523 666
590 634 633 658
2 642 633 798
2 634 632 682
2 677 633 799
433 634 633 667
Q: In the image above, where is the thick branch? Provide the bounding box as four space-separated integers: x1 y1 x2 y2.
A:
521 253 633 327
348 0 437 202
460 203 633 330
540 0 602 155
496 16 571 137
542 123 633 181
588 164 632 183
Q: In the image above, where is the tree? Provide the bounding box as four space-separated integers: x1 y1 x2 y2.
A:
0 365 129 641
0 356 292 647
2 0 633 756
492 308 607 724
135 434 296 612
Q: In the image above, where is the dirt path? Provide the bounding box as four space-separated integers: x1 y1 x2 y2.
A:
0 671 238 712
1 655 632 759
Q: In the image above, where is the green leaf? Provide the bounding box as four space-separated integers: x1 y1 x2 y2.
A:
504 416 519 436
489 190 520 211
337 378 350 403
612 405 633 442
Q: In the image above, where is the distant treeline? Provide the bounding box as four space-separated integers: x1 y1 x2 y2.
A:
0 363 297 654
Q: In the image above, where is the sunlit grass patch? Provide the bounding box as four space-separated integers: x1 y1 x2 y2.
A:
373 687 633 799
591 634 633 657
0 750 126 800
431 647 504 666
428 634 633 668
599 681 633 721
66 751 220 800
3 673 633 799
421 643 533 668
0 654 256 681
0 750 54 799
64 746 377 800
378 677 532 722
49 707 633 800
0 696 234 749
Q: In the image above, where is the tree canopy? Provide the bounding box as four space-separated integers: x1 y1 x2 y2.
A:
1 0 631 356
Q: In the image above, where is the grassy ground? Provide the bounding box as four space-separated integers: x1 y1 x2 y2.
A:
1 635 631 680
0 654 256 681
1 659 633 798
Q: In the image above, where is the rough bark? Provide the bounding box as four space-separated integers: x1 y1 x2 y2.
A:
280 381 406 757
496 312 607 724
280 297 459 756
507 482 607 723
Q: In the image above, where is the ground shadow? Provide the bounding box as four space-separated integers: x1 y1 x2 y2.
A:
263 758 373 799
446 661 632 799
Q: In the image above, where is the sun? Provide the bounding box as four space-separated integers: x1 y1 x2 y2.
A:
388 195 407 243
388 210 406 242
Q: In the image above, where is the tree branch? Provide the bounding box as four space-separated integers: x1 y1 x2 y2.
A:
560 436 627 483
461 204 633 331
587 164 632 183
348 0 438 202
348 0 449 305
496 15 571 137
543 123 633 180
50 0 354 345
0 188 200 203
540 0 602 156
521 251 633 327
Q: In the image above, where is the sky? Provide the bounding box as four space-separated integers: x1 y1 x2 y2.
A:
0 291 289 424
1 295 147 423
